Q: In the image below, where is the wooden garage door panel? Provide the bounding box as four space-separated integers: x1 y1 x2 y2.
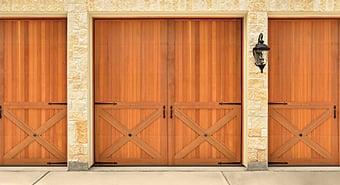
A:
94 19 242 165
95 107 166 164
169 19 242 165
172 107 241 164
0 19 67 165
269 20 338 103
94 20 168 103
269 19 339 165
94 20 168 165
171 20 242 103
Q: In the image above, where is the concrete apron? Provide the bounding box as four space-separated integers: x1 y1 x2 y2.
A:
1 166 340 172
1 171 340 185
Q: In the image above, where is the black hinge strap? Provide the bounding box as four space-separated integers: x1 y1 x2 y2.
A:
334 105 336 119
48 102 67 105
219 102 241 105
268 102 288 105
94 102 117 105
96 162 118 165
47 162 67 165
217 162 240 165
269 161 289 165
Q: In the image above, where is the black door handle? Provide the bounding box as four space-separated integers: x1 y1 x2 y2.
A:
170 106 173 119
163 106 166 118
0 105 2 119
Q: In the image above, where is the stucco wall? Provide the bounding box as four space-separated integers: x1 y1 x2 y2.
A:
0 0 339 170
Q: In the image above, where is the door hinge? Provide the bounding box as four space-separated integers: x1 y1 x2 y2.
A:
268 102 288 105
94 102 117 105
268 161 289 165
48 102 67 105
95 162 118 166
47 162 67 165
334 105 336 119
217 162 240 165
219 102 241 105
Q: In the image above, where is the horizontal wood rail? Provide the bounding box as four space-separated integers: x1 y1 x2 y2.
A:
3 102 67 109
269 102 333 109
95 102 164 109
174 102 241 109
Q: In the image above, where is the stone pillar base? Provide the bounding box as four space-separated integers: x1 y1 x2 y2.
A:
247 162 268 171
68 161 89 171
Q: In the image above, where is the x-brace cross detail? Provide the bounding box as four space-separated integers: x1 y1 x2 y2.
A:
97 108 163 159
270 108 332 159
173 107 238 160
3 110 66 160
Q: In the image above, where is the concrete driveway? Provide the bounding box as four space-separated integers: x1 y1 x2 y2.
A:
1 170 340 185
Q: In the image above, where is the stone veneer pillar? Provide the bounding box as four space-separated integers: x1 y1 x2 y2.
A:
243 11 269 170
67 1 92 171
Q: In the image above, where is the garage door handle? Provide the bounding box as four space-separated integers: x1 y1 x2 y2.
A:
268 102 288 105
163 106 166 118
170 106 173 118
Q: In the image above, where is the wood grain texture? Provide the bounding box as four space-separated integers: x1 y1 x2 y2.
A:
269 19 339 165
0 19 67 165
94 19 242 165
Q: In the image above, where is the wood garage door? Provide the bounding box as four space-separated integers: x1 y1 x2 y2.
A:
269 19 339 165
94 20 168 165
94 19 242 165
168 20 242 165
0 19 67 165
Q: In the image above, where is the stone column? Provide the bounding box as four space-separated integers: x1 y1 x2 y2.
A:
66 1 92 171
243 11 269 170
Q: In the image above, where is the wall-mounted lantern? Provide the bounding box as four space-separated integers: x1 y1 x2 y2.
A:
253 33 270 73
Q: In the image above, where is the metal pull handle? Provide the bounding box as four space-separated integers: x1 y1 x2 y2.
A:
170 106 173 119
48 102 67 105
94 102 117 105
163 106 166 118
268 102 288 105
334 105 336 119
219 102 241 105
0 105 2 119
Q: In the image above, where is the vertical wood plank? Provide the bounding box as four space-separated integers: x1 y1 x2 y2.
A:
0 20 4 164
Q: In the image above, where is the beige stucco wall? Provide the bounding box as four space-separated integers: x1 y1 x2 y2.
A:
0 0 339 170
